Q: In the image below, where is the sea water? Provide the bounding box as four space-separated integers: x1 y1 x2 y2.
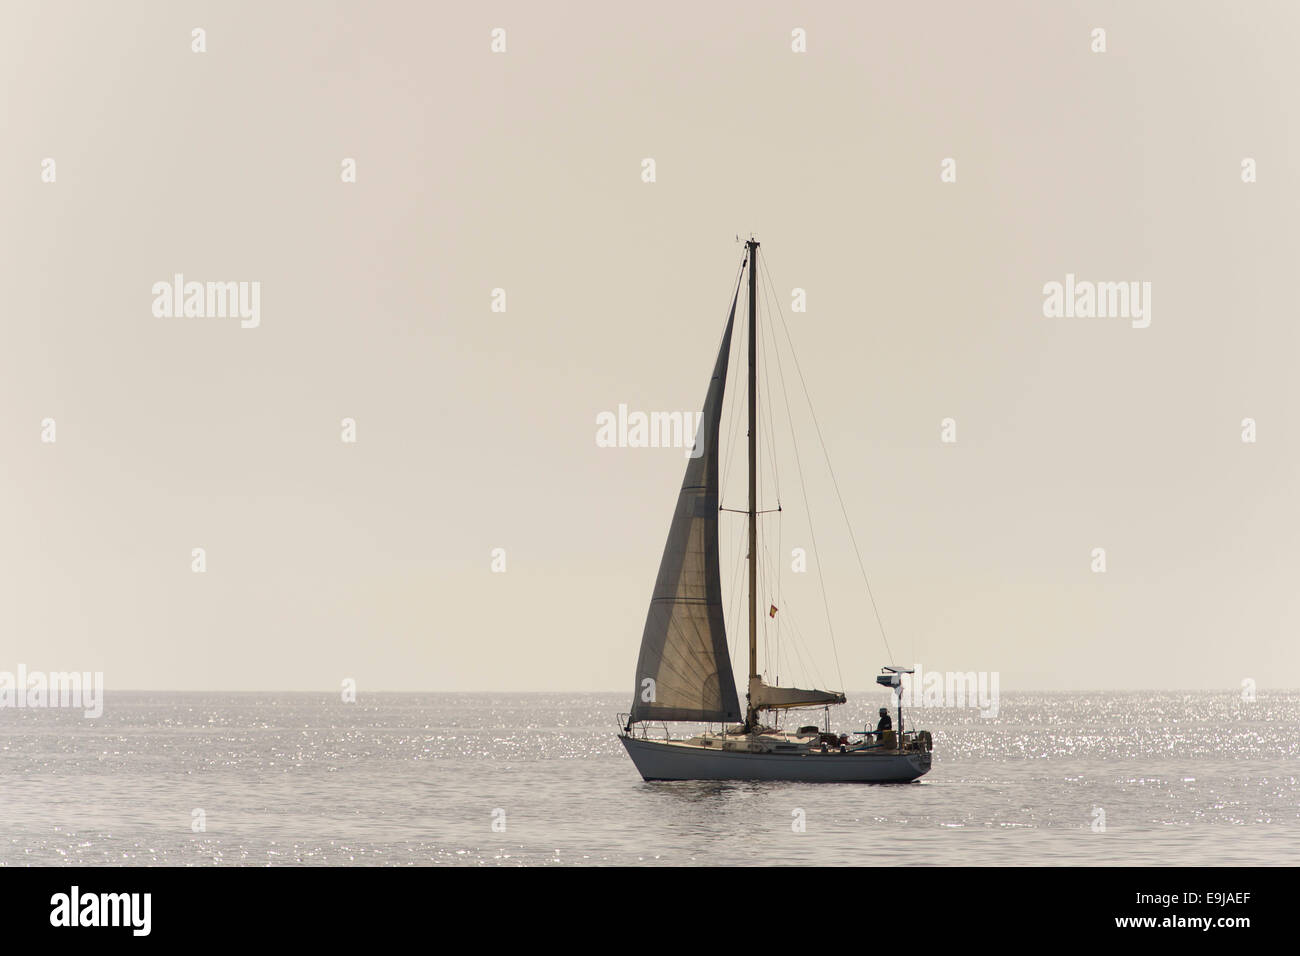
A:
1 691 1296 866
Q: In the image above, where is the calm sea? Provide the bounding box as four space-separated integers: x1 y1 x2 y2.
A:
1 692 1296 866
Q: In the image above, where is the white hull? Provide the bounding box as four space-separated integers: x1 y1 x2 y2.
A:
620 734 931 783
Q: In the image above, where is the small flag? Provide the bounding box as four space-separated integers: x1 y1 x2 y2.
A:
769 605 778 618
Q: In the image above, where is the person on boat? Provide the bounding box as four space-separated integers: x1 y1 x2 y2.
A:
876 707 892 736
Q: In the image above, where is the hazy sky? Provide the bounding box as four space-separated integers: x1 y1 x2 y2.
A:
2 2 1297 692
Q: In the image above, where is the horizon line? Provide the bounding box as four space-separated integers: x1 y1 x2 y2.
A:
17 687 1294 695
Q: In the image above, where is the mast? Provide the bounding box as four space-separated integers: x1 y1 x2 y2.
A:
746 238 759 729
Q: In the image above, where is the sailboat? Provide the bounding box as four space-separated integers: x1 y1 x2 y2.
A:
618 239 933 783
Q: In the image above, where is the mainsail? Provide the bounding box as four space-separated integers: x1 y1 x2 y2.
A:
629 285 743 723
749 677 845 711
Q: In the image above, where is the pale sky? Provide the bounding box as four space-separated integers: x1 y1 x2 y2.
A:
1 1 1297 692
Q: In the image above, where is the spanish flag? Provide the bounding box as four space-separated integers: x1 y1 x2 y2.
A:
769 605 778 618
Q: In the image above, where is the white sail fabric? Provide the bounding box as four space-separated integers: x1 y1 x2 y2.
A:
749 676 846 712
630 290 742 724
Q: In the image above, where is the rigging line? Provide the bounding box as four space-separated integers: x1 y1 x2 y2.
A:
715 250 748 500
717 315 748 677
760 529 770 678
760 529 805 685
757 269 784 503
776 505 782 685
755 284 782 677
759 532 770 680
758 516 781 679
725 514 744 637
766 472 781 683
754 270 766 683
758 254 827 691
773 580 822 688
722 323 743 494
754 270 759 681
775 605 796 688
718 360 734 494
756 259 787 683
712 253 746 397
755 294 783 583
778 599 828 693
720 284 752 673
756 251 847 693
719 265 750 500
756 517 805 686
758 289 783 684
795 603 833 691
759 510 787 675
719 324 741 494
780 603 818 688
759 252 896 665
724 511 748 674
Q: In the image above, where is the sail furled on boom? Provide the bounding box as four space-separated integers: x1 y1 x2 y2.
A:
629 284 743 724
748 676 846 712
